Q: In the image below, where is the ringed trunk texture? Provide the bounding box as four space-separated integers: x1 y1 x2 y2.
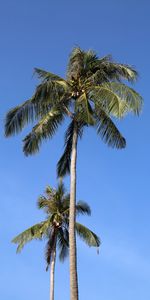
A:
50 246 56 300
69 123 79 300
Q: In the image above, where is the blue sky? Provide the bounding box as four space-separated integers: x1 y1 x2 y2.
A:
0 0 150 299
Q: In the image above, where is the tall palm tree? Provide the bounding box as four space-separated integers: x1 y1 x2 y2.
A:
12 182 100 300
5 48 143 300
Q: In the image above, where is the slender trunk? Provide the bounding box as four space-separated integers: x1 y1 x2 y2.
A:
69 123 79 300
50 245 56 300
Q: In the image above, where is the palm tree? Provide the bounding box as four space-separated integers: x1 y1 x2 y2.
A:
5 48 143 300
12 182 100 300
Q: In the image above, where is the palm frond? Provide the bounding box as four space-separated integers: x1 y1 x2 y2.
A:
67 47 84 80
56 181 66 200
34 68 65 82
57 120 84 177
75 222 100 247
5 99 37 137
90 85 129 118
76 93 95 125
59 198 91 218
34 80 69 107
82 50 98 75
57 228 69 261
37 196 54 213
23 109 64 155
12 220 50 253
76 201 91 216
59 194 70 214
95 109 126 149
45 228 57 271
85 53 138 85
97 59 138 82
107 82 143 115
38 183 67 215
45 185 56 198
57 120 75 177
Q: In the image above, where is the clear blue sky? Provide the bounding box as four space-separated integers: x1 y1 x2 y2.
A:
0 0 150 299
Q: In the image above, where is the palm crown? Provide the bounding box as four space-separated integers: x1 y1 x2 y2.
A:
5 47 143 177
12 182 100 269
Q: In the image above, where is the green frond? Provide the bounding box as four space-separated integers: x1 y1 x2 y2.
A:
37 196 52 211
5 99 37 137
57 120 75 177
38 201 60 217
23 109 64 156
57 228 69 262
90 85 129 118
67 47 84 80
111 63 138 82
12 220 50 253
75 222 100 247
90 82 143 118
84 54 138 85
45 228 57 271
57 120 84 177
76 201 91 216
45 186 55 198
34 68 65 82
81 50 99 76
76 93 95 125
107 82 143 115
59 199 91 217
56 181 66 200
59 194 70 215
33 80 70 107
95 109 126 149
98 54 112 63
97 59 138 82
38 183 67 215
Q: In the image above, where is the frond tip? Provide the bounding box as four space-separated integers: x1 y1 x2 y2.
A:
95 109 126 149
75 222 100 247
5 99 35 137
76 201 91 216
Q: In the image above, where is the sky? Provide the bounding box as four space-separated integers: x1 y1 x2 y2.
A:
0 0 150 299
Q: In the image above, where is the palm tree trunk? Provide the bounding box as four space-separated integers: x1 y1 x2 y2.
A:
69 123 79 300
50 245 56 300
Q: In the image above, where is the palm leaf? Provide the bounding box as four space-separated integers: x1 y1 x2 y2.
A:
34 68 65 82
95 109 126 149
34 80 70 107
90 85 129 118
23 109 64 155
67 47 84 80
45 228 57 271
57 120 84 177
38 186 56 211
82 50 98 75
107 82 143 115
37 196 56 214
57 228 69 261
5 99 37 137
57 120 75 177
45 185 56 198
56 181 66 200
76 92 95 125
61 200 91 217
97 58 138 82
12 220 50 253
76 201 91 216
75 222 100 247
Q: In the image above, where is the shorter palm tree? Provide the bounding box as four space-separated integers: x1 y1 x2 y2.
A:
12 182 100 300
